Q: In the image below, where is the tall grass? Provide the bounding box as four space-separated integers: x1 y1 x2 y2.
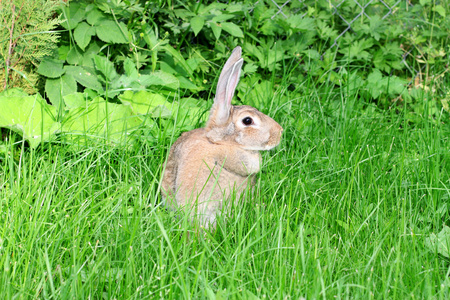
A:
0 75 449 298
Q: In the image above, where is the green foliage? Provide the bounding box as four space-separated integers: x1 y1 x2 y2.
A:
0 88 59 147
426 225 450 258
0 0 61 93
1 0 449 147
0 87 206 148
41 1 448 117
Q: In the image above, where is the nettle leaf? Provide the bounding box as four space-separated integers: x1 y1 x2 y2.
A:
211 14 235 23
0 91 60 148
96 20 129 44
58 45 70 61
74 21 96 51
37 57 65 78
86 8 108 25
66 46 83 65
94 55 118 82
173 8 196 19
220 22 244 38
61 97 142 144
425 225 450 258
81 41 102 67
45 74 77 109
60 2 86 30
190 16 205 36
65 65 104 92
123 58 139 78
210 22 222 40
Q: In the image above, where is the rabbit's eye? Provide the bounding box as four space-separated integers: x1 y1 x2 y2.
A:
242 117 253 126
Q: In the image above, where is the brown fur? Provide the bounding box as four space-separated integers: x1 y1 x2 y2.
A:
161 47 283 227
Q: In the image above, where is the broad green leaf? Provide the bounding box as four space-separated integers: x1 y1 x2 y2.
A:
211 14 235 23
385 76 407 95
220 22 244 38
60 2 86 30
74 21 96 51
177 76 199 90
66 46 83 65
86 8 108 25
0 88 28 97
237 79 273 108
63 93 87 109
425 225 450 258
173 8 196 19
94 55 118 82
190 16 205 36
119 90 172 117
368 15 384 41
61 97 142 144
260 19 280 36
210 22 222 40
144 71 180 90
339 39 374 61
243 63 258 74
123 58 139 78
57 45 70 61
419 0 432 5
200 2 227 14
65 65 104 92
110 75 141 90
45 74 77 109
162 45 194 76
432 5 446 17
96 20 129 44
37 58 65 78
286 16 315 32
0 93 59 148
81 41 102 68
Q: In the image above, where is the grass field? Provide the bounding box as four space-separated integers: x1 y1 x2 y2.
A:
1 82 449 299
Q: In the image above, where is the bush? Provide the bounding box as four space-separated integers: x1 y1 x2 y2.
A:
0 0 61 93
1 0 449 148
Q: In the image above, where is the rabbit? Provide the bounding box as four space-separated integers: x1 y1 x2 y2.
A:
161 46 283 228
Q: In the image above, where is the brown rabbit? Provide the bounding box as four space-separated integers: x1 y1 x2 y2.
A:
161 46 283 228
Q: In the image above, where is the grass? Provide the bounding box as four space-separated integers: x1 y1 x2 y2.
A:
0 79 449 299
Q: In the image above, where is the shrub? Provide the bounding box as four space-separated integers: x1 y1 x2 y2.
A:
0 0 61 93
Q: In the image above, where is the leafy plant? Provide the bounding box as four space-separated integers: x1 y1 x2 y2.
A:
0 87 207 148
0 0 61 93
426 225 450 258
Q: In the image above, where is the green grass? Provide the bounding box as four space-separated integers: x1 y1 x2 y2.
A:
1 82 449 299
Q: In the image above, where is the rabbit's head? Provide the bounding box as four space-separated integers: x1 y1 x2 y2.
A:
206 47 283 151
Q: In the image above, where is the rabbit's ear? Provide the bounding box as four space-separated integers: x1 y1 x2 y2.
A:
212 47 243 125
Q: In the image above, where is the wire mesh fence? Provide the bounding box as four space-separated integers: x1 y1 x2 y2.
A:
258 0 428 81
266 0 403 51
